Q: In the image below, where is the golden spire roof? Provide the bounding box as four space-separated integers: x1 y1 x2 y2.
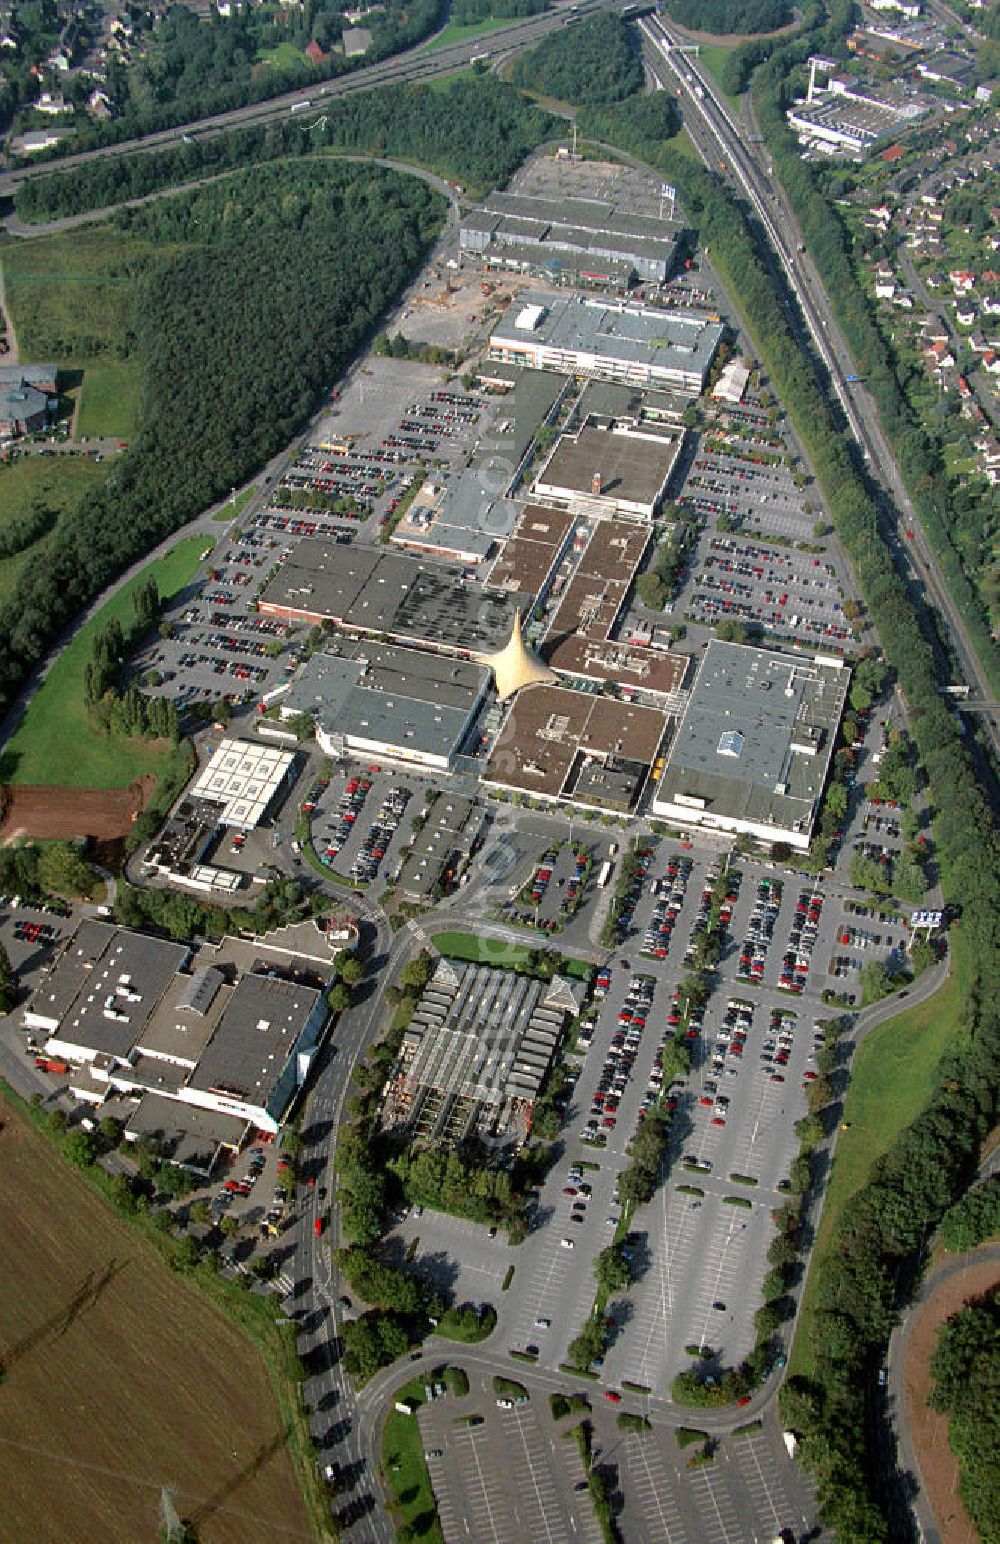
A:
477 609 557 702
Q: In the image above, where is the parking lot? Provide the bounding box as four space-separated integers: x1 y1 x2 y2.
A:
499 839 597 933
304 766 428 885
385 1207 513 1305
682 534 852 652
418 1373 601 1544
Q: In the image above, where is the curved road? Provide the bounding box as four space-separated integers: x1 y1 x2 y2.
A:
887 1240 1000 1544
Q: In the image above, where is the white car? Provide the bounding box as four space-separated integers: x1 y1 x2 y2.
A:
561 1238 575 1250
534 1317 551 1329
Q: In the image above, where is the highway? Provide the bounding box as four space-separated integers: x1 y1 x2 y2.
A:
0 0 614 204
640 13 1000 763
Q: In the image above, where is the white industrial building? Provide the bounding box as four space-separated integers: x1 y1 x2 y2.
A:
489 293 724 396
189 738 297 828
652 641 850 850
24 922 330 1134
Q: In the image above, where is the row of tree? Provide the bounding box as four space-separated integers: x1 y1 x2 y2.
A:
26 0 443 161
585 71 999 1541
0 162 445 724
928 1295 1000 1544
749 1 1000 691
15 77 557 224
661 0 790 34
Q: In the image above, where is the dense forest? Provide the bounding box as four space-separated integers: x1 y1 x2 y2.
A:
451 0 546 21
929 1295 1000 1544
14 76 556 223
511 13 644 104
661 0 790 33
0 161 444 730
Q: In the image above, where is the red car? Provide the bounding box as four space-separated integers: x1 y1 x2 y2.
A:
604 1390 622 1404
313 1216 325 1237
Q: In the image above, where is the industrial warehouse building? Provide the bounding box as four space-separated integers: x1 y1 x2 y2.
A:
489 293 724 395
460 189 678 285
24 922 331 1134
652 641 850 850
379 957 581 1145
189 738 297 828
278 640 491 772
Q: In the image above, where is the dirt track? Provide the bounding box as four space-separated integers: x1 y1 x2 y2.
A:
904 1250 1000 1544
0 774 155 842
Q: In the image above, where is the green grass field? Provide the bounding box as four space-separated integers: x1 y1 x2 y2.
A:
73 359 142 440
2 228 155 443
213 483 259 522
0 456 108 606
696 42 741 108
425 67 477 93
419 13 518 51
2 533 209 789
433 930 591 979
1 228 161 360
256 39 308 68
789 931 971 1381
382 1380 444 1543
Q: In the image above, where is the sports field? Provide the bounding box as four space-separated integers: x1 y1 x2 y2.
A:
0 1093 312 1544
2 533 208 788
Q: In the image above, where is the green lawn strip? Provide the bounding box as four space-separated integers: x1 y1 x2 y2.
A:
509 1348 539 1363
436 1303 497 1342
695 43 741 110
425 68 477 93
493 1375 528 1399
559 1363 599 1380
675 1426 708 1449
621 1379 652 1395
733 1419 763 1436
381 1379 444 1544
432 929 591 978
419 14 518 52
3 533 208 788
213 484 259 522
789 929 972 1381
73 359 142 440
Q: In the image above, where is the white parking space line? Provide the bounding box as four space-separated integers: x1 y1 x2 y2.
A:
456 1428 511 1544
730 1434 789 1537
501 1409 568 1544
624 1437 689 1543
687 1466 742 1544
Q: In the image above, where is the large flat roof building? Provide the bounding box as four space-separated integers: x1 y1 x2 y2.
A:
489 292 724 396
25 925 332 1133
259 540 528 654
484 683 667 812
461 189 678 285
380 957 578 1145
652 641 850 850
532 422 682 523
279 640 490 771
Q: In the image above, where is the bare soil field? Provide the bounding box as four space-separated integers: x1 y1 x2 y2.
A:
0 1096 312 1544
904 1250 1000 1544
0 774 154 842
